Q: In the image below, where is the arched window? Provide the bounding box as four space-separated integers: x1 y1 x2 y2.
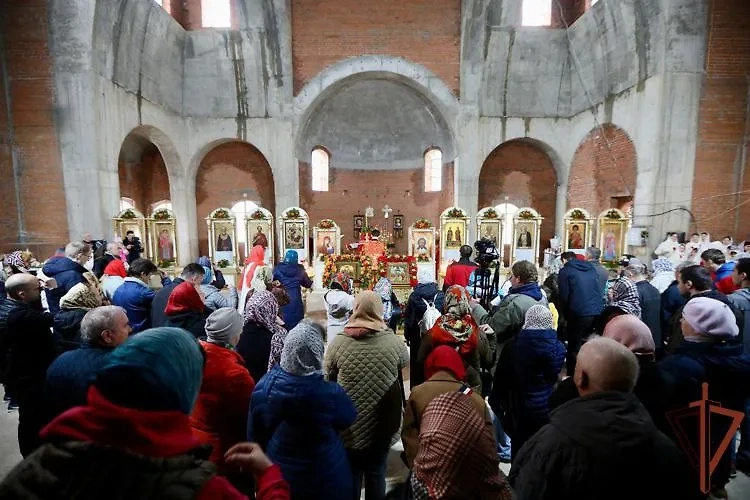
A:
231 200 259 260
120 197 136 212
494 203 519 246
522 0 552 26
311 147 329 192
424 148 442 192
151 200 172 213
201 0 231 28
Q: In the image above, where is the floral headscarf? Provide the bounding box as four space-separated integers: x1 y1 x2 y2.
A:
3 251 29 273
431 285 478 354
244 290 285 335
607 277 642 318
652 257 674 275
373 277 393 322
60 282 102 310
330 272 352 294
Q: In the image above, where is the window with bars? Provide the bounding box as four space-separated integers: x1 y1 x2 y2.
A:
424 148 442 192
311 147 329 192
522 0 552 26
202 0 231 28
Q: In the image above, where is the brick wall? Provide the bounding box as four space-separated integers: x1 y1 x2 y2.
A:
290 0 461 95
300 163 455 257
0 0 69 258
568 124 637 217
551 0 588 28
693 0 750 241
478 141 557 260
196 142 275 257
118 145 171 215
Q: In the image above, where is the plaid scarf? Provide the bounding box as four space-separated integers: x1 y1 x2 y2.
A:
608 277 642 318
244 290 286 339
412 392 512 499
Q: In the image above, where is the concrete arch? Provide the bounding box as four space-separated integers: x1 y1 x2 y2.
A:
120 125 183 183
294 56 460 163
483 137 565 183
187 138 274 183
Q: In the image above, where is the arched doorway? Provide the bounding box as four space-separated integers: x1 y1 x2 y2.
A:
117 133 171 217
479 139 558 260
195 141 275 260
568 124 636 216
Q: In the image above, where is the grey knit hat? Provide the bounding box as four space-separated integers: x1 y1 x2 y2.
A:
523 304 554 331
280 321 325 376
205 307 243 345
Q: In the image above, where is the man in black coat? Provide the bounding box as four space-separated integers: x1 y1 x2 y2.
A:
150 264 205 328
122 231 143 265
403 269 444 387
2 274 57 457
623 258 663 354
510 337 700 500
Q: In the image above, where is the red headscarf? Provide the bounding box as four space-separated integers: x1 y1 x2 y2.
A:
103 259 127 278
244 245 265 288
425 345 467 381
165 282 205 315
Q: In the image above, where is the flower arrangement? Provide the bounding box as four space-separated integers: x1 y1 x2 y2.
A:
213 209 231 220
414 217 433 229
318 219 335 229
446 207 466 218
376 255 417 287
322 254 374 289
153 209 172 221
285 208 301 219
569 209 587 220
250 209 267 220
217 259 230 268
482 208 499 219
158 258 176 268
517 210 535 220
416 254 432 263
121 209 137 220
604 209 622 219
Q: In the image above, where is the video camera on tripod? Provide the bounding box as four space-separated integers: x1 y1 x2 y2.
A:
474 238 500 267
471 238 501 309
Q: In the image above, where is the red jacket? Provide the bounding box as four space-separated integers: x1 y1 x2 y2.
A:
444 262 478 289
39 387 287 500
191 341 256 467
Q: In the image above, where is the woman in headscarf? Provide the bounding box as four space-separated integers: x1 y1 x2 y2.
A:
100 258 126 301
191 308 255 475
593 276 642 335
325 291 409 500
54 281 103 351
239 245 271 314
373 277 401 331
164 281 208 338
491 305 565 460
402 346 492 467
272 250 312 330
238 290 287 383
418 285 488 391
200 264 238 311
409 392 512 500
197 256 226 289
324 272 356 344
0 327 291 499
650 257 675 294
404 269 445 387
249 321 357 499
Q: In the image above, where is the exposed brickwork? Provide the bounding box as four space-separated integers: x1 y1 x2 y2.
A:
118 145 171 216
478 141 557 261
290 0 461 95
693 0 750 240
299 163 455 256
196 142 275 257
550 0 588 28
0 0 69 259
568 124 637 217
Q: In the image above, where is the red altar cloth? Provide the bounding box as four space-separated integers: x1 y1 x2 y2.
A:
358 239 386 261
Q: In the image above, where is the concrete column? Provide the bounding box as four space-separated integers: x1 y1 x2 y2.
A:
267 120 299 212
555 181 567 240
170 173 199 265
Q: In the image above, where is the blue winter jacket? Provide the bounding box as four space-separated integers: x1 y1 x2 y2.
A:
558 259 605 317
716 261 736 282
248 366 357 500
272 262 312 330
512 328 566 422
112 278 156 333
42 257 87 316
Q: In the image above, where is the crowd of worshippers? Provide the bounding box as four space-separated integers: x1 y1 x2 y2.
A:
0 234 749 499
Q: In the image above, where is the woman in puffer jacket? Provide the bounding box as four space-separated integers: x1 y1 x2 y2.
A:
249 321 356 499
200 265 238 312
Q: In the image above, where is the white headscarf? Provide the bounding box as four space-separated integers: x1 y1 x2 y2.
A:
417 268 435 285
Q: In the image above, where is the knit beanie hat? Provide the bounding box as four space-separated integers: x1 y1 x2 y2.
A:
280 321 325 376
523 304 553 330
682 297 739 338
205 307 243 346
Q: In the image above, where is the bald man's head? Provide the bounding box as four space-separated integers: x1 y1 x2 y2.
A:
602 315 655 357
5 273 42 304
574 336 640 397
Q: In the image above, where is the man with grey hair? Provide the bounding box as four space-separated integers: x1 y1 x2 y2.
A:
42 241 92 315
93 241 122 279
585 246 609 296
45 305 131 420
624 258 662 354
510 337 698 500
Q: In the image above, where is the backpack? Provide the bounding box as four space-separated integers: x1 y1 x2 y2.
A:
419 294 441 336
